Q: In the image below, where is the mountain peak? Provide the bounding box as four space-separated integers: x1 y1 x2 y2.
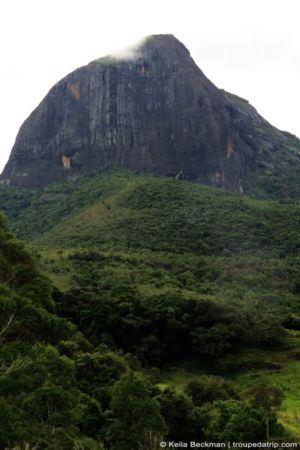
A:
93 34 191 66
141 33 190 51
2 36 300 193
139 34 191 61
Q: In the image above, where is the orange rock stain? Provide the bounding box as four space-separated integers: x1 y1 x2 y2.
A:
227 136 234 159
68 82 81 100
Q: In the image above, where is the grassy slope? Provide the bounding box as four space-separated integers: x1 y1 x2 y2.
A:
1 168 300 433
156 345 300 435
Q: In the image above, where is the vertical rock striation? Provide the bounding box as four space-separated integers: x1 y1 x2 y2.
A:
2 34 300 190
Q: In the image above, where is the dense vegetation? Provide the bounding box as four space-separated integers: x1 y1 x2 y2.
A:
2 169 300 255
1 169 300 447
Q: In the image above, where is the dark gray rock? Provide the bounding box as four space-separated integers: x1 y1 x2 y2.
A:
2 34 300 191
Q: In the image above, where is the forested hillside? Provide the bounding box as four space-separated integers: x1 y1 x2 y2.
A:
1 170 300 447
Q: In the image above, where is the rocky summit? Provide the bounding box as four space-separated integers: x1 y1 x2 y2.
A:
2 34 300 191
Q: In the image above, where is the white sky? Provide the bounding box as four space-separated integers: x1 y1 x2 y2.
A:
1 0 300 172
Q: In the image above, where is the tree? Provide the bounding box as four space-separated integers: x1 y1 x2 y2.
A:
157 388 200 441
109 373 167 450
185 375 237 406
248 384 284 439
204 400 266 441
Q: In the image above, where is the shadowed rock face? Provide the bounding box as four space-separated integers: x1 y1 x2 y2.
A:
2 34 300 190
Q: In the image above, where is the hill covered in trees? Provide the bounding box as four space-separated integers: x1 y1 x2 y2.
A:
1 170 300 447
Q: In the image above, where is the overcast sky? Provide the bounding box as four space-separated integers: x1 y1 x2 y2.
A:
1 0 300 171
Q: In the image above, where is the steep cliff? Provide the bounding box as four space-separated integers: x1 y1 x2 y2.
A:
2 34 300 191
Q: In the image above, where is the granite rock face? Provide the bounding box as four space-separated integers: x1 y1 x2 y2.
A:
2 34 300 190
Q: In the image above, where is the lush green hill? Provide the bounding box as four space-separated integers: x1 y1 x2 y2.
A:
1 168 300 255
1 169 300 445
